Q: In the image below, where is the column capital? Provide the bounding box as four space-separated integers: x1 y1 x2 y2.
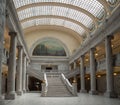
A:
23 53 26 57
80 55 85 59
90 47 96 52
17 45 22 49
9 32 17 37
106 35 114 40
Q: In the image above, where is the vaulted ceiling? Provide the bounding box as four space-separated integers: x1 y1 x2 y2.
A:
7 0 119 56
12 0 119 39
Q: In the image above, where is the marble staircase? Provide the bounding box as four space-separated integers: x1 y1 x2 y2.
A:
45 75 73 97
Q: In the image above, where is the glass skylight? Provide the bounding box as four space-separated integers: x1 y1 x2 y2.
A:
18 6 93 29
12 0 117 36
22 18 85 35
106 0 118 5
13 0 104 18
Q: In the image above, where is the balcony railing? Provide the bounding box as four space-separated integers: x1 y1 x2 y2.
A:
2 48 9 65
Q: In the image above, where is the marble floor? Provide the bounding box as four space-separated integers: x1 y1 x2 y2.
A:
0 93 120 105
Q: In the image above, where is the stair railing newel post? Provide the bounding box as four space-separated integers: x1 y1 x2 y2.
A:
41 73 48 97
61 73 77 96
72 79 78 96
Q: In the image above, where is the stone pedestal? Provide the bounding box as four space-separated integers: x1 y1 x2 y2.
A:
41 83 46 97
80 55 87 93
5 32 17 100
72 82 77 96
89 48 98 95
104 36 117 98
16 46 23 96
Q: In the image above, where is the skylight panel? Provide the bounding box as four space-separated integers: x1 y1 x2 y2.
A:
64 21 85 35
72 0 104 18
13 0 105 19
67 9 93 28
106 0 118 4
18 6 94 29
21 18 85 35
50 19 64 26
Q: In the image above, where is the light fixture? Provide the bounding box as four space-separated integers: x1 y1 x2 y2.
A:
87 77 90 80
95 53 98 56
3 40 5 44
97 75 101 78
113 73 117 76
86 59 88 61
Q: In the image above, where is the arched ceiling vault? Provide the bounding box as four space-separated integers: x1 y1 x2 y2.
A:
13 0 119 39
21 15 91 33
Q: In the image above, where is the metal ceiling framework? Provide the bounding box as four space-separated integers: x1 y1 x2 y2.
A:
13 0 119 37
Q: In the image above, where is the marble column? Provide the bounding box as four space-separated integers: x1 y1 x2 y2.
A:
89 48 97 95
22 53 27 93
0 0 6 99
80 55 87 93
26 74 29 91
69 65 71 71
16 46 23 95
73 62 76 70
5 32 17 100
104 36 117 98
2 73 6 94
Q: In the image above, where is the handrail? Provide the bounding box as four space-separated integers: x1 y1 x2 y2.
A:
61 73 75 95
61 74 72 87
44 73 48 87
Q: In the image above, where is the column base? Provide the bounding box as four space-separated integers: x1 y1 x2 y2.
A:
104 91 117 98
23 90 26 93
5 92 16 100
0 95 4 100
0 100 5 105
80 89 87 93
16 91 23 96
89 90 98 95
26 89 29 92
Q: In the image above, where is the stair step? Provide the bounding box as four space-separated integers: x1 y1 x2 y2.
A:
43 75 73 97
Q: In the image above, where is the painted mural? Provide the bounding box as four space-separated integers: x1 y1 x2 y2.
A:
32 39 66 56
